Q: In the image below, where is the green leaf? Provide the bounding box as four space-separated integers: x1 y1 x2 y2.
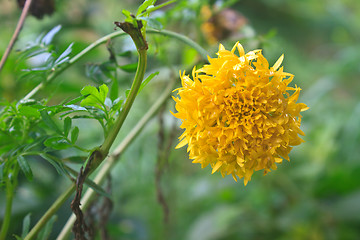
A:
111 98 123 113
18 99 38 106
54 42 73 66
125 89 130 98
80 85 98 96
40 153 68 176
40 110 62 134
124 72 158 98
17 155 33 181
70 127 79 144
63 156 86 164
38 215 57 240
110 78 119 102
99 84 109 103
80 84 109 110
63 117 72 137
117 50 132 57
23 136 47 152
137 0 157 16
122 9 132 19
139 71 159 93
63 104 87 111
21 213 32 239
64 95 86 105
85 63 115 85
119 62 138 73
41 105 66 115
66 167 111 199
71 115 98 120
41 25 61 45
122 9 138 27
44 136 71 150
100 62 117 79
59 105 87 118
85 177 112 199
80 96 102 109
18 105 41 118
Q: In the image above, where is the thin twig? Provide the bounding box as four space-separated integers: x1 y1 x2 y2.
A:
155 105 170 224
0 0 33 72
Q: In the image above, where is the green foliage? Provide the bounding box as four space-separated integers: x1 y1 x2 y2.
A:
80 84 108 110
79 84 123 136
17 25 74 81
137 0 157 17
16 155 33 181
139 71 159 93
21 214 31 239
121 0 166 34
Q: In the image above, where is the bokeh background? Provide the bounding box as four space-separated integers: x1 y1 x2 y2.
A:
1 0 360 239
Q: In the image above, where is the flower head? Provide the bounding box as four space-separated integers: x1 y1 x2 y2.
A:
172 42 308 185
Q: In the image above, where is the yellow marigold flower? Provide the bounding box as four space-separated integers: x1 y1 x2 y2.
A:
172 42 308 185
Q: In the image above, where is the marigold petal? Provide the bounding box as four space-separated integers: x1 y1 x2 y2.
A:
175 138 188 149
232 173 238 182
212 161 223 174
272 54 284 71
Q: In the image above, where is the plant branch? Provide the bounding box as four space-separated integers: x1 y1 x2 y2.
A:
99 21 148 157
57 78 175 240
23 184 76 240
22 31 128 101
68 21 148 240
0 0 33 73
147 29 209 60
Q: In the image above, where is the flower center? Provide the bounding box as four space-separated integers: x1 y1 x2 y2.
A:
221 86 261 127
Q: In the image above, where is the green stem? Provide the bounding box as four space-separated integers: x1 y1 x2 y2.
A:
22 31 127 101
0 0 33 72
57 79 175 240
147 29 209 60
99 48 147 156
22 29 208 101
0 178 15 240
23 184 76 240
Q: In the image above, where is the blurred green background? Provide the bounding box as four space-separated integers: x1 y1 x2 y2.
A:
1 0 360 239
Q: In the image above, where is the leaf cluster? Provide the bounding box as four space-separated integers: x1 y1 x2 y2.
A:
0 97 85 183
17 25 74 81
121 0 173 34
79 84 122 136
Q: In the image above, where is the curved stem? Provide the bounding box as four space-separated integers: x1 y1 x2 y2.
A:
22 29 208 101
57 79 175 240
23 184 76 240
99 49 147 156
147 29 209 60
22 31 127 101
